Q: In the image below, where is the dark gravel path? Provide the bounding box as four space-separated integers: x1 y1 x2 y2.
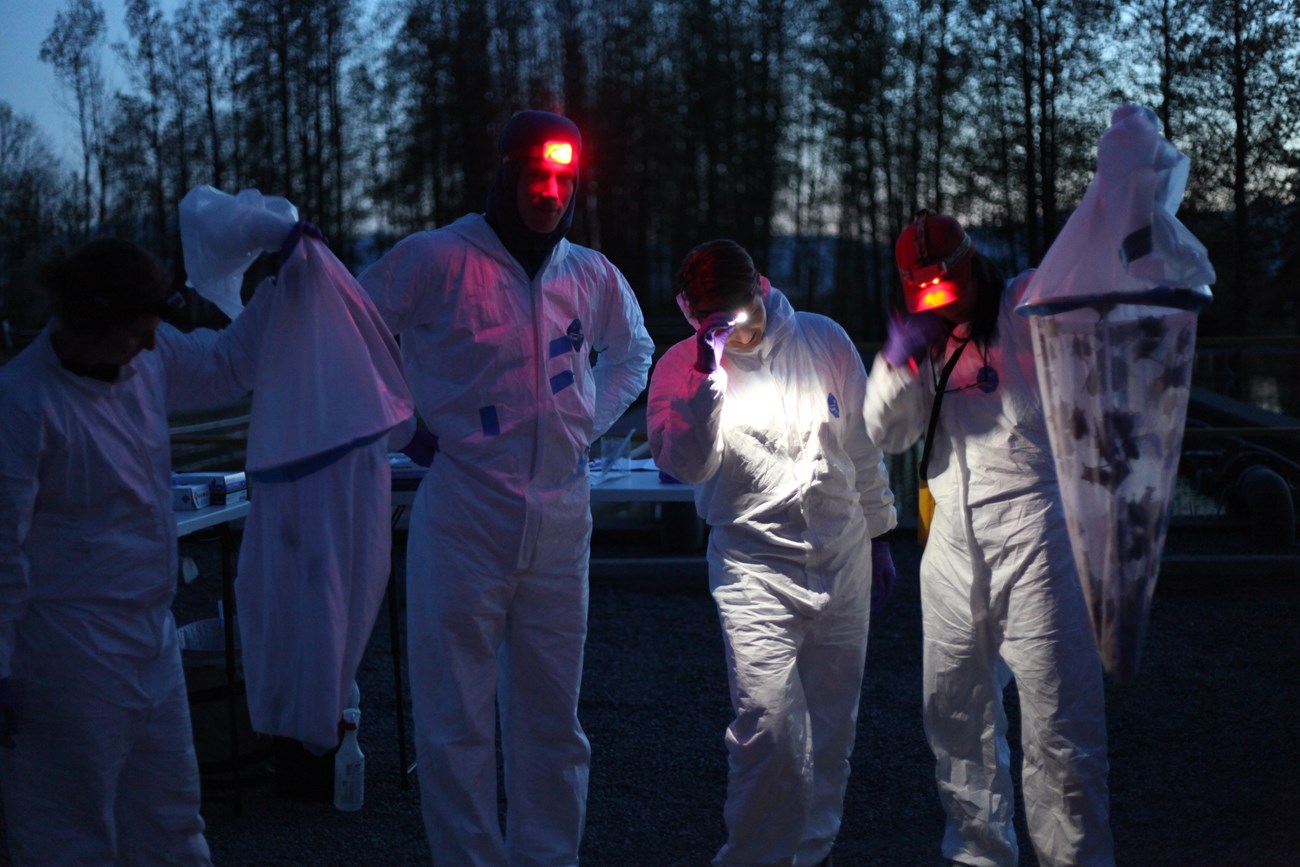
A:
155 527 1300 867
4 528 1294 866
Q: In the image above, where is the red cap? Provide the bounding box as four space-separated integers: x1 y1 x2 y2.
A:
895 210 974 313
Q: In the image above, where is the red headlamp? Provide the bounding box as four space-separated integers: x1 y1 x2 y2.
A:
543 141 573 165
511 139 577 167
899 232 971 313
907 278 960 313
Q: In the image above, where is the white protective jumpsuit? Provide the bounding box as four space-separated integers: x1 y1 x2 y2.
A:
0 317 263 866
648 286 896 867
359 213 653 866
864 273 1114 867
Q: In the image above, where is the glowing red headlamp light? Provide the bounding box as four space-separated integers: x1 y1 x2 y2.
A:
543 141 573 165
509 139 579 168
907 278 960 313
900 233 971 313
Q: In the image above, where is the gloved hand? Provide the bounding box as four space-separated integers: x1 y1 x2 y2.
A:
870 538 896 613
0 678 20 748
694 310 738 374
400 428 440 468
882 310 948 370
279 220 328 262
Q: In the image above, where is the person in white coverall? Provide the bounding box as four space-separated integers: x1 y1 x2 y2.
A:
865 210 1114 867
0 238 268 866
647 239 897 867
359 110 653 866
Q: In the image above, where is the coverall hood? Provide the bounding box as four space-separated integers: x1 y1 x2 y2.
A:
485 110 582 278
677 278 790 363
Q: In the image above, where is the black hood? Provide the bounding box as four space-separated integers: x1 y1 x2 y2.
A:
485 110 582 279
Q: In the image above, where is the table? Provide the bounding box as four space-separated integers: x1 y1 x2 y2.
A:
391 464 696 506
591 471 696 502
175 500 251 536
175 500 251 812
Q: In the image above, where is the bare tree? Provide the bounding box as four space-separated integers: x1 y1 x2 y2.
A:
0 103 69 335
40 0 108 236
812 0 895 338
176 0 229 191
1190 0 1300 333
116 0 173 251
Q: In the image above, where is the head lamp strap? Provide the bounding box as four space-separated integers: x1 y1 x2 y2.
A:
943 233 972 269
507 140 578 165
904 227 972 283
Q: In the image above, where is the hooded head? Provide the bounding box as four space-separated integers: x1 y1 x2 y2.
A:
676 239 768 351
42 237 184 375
895 209 975 315
44 237 182 332
485 110 582 278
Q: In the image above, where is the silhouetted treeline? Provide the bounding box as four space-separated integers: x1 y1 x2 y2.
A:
2 0 1297 347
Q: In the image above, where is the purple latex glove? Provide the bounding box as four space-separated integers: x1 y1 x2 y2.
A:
279 220 328 262
694 310 738 374
0 678 20 748
882 310 948 370
400 428 439 467
871 538 896 613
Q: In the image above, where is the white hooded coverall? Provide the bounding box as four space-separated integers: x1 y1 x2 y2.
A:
864 272 1114 867
648 286 896 867
0 316 263 866
359 213 653 866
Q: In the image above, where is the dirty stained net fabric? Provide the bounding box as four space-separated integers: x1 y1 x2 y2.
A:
179 185 415 751
1017 103 1214 682
1028 308 1197 681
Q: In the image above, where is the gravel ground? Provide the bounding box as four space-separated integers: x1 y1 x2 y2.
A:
4 525 1297 866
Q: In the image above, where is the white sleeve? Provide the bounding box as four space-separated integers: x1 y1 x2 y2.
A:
646 341 727 485
842 347 898 538
864 350 934 455
157 267 292 414
588 260 654 440
356 233 437 336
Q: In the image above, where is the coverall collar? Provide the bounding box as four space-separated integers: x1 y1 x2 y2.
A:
452 213 570 282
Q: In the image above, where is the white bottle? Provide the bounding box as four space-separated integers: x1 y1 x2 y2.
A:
334 707 365 811
347 680 361 711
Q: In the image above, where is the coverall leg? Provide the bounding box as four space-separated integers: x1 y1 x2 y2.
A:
498 543 592 867
713 579 811 867
921 523 1019 867
115 640 212 867
407 497 511 867
794 581 871 867
1 621 210 867
1001 524 1113 867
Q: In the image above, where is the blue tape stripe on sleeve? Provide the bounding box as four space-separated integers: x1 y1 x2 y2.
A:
549 335 573 358
480 406 500 437
550 370 575 394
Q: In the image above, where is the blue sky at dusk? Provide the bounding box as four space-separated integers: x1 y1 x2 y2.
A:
1 1 180 162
